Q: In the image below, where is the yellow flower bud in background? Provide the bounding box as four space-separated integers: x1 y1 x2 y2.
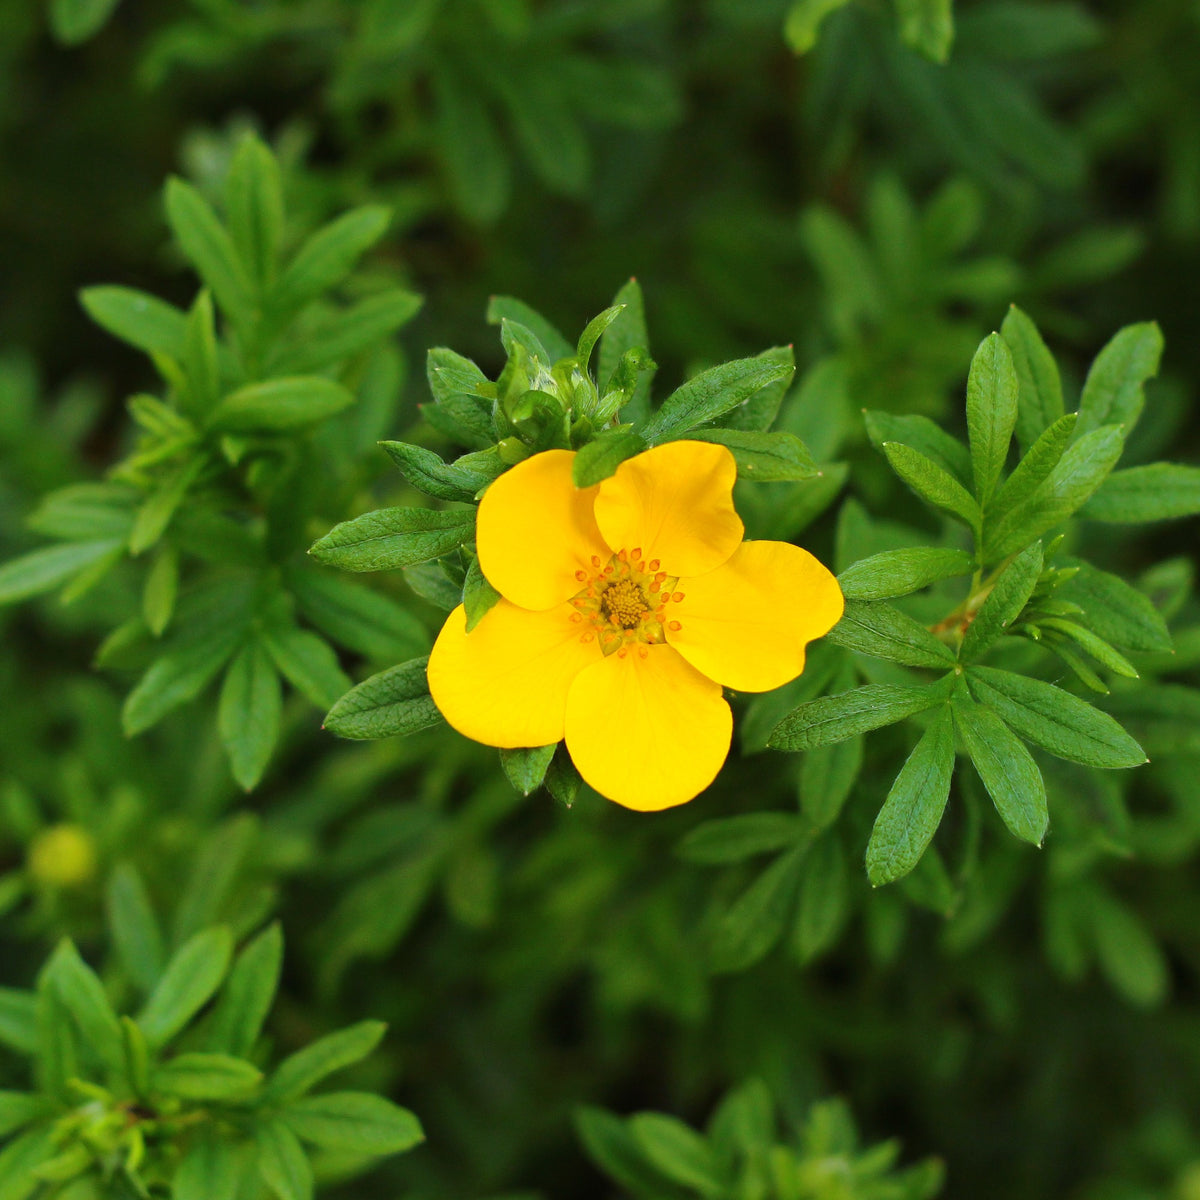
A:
27 824 99 889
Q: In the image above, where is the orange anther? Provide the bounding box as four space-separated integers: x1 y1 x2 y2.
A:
570 612 582 623
631 547 642 559
581 633 594 643
654 571 667 583
575 569 587 582
649 582 660 593
671 592 684 603
668 620 682 631
648 559 660 571
638 647 648 659
617 548 628 562
591 555 602 568
603 565 614 576
617 648 628 658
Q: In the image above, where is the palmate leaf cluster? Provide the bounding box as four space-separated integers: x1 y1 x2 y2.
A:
0 136 427 791
0 870 421 1199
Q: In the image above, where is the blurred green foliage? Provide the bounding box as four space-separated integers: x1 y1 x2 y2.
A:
3 1 1200 1198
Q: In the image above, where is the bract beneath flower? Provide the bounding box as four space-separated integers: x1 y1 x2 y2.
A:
427 440 844 811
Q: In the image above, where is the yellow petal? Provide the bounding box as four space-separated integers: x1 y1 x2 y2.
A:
428 602 599 748
564 644 732 811
666 540 844 692
594 440 743 577
477 449 611 610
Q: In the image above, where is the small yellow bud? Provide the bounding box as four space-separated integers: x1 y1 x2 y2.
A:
28 824 98 889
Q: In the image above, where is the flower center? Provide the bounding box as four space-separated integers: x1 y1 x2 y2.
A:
569 548 686 656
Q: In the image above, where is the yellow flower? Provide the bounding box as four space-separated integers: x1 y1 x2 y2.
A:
428 440 843 811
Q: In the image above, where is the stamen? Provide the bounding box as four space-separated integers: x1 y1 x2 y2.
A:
591 555 602 568
648 559 660 571
649 582 660 593
580 632 594 643
570 613 582 623
575 569 587 582
617 648 628 658
671 592 684 603
638 647 648 659
617 548 628 562
668 620 682 631
654 572 667 584
631 547 642 560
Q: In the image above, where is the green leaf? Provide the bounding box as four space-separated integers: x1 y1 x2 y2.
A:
260 622 350 711
1076 321 1164 438
0 539 124 606
122 616 244 736
462 555 501 633
1082 463 1200 523
122 1015 151 1099
0 1093 51 1140
785 0 854 53
310 507 475 572
0 989 37 1055
256 1120 313 1200
175 1133 239 1200
987 412 1078 528
883 442 982 531
129 455 206 556
79 286 187 359
895 0 955 62
985 424 1126 561
677 814 804 864
826 599 957 668
575 1107 679 1198
640 350 795 443
486 296 573 362
865 410 972 485
770 679 953 751
106 864 165 995
207 922 283 1058
572 429 647 487
800 734 864 829
598 279 655 425
264 1020 386 1102
500 745 557 796
291 570 429 662
143 545 179 637
219 641 282 790
838 547 974 601
273 290 423 374
49 0 123 44
426 346 491 402
1091 892 1169 1008
1000 304 1064 451
267 206 391 320
0 1126 57 1200
171 815 257 948
545 749 582 808
1058 561 1172 652
1042 619 1139 678
165 178 255 331
210 377 354 432
794 835 849 962
866 706 955 886
282 1092 424 1156
629 1113 723 1197
576 305 626 368
422 393 495 450
155 1052 262 1100
226 134 284 291
952 697 1048 845
967 666 1147 769
138 927 234 1048
323 656 442 740
960 541 1044 660
711 845 806 972
28 483 137 541
183 291 219 414
433 66 511 224
689 428 820 482
382 441 502 501
965 333 1019 503
44 940 122 1072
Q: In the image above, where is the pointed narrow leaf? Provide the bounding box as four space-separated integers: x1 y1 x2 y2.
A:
640 351 795 443
175 1133 238 1200
865 410 972 485
500 744 556 796
1076 322 1164 438
256 1120 313 1200
988 412 1077 527
576 305 625 368
689 429 820 481
45 941 122 1071
0 540 124 606
207 922 283 1058
967 666 1147 768
264 1020 386 1102
155 1052 262 1099
677 814 805 864
598 279 655 425
1082 463 1200 523
282 1093 424 1155
80 286 188 359
1058 561 1172 652
219 641 282 790
260 622 350 710
138 927 233 1048
106 864 164 994
226 135 284 290
381 441 501 501
883 442 982 531
323 656 442 740
486 296 573 361
572 429 647 487
866 706 955 885
290 571 429 662
960 541 1044 660
770 679 953 751
210 377 354 432
462 555 501 632
310 507 475 572
1001 304 1063 451
953 697 1048 845
711 845 806 972
966 332 1019 503
838 547 974 601
826 599 956 668
630 1113 723 1197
